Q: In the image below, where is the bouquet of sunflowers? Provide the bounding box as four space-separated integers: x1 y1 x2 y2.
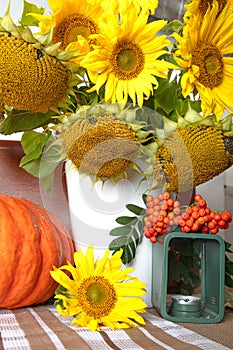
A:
1 0 233 196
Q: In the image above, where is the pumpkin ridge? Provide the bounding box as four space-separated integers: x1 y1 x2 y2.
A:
14 199 62 307
15 198 74 307
0 198 19 302
0 196 43 308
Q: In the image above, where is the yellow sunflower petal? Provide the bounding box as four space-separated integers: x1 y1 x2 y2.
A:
115 281 146 296
50 267 77 295
108 249 124 269
87 319 99 331
32 0 105 52
50 246 146 331
81 7 174 106
73 249 94 277
174 0 233 119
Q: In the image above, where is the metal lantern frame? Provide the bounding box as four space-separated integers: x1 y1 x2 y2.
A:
152 231 225 323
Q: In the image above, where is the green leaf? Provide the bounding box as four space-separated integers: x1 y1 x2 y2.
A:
39 143 64 196
116 216 137 225
132 228 140 242
170 238 197 256
225 290 233 307
168 256 183 283
109 236 129 250
163 19 183 34
142 193 147 206
0 109 57 135
225 256 233 275
108 224 143 264
153 78 178 115
108 198 145 264
225 241 233 253
20 0 45 27
126 203 144 216
39 143 62 178
39 173 55 197
20 131 52 166
20 158 41 177
20 131 63 196
109 226 132 236
175 99 188 117
225 273 233 288
189 269 201 288
121 245 135 264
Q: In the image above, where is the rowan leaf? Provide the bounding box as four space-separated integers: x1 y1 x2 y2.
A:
126 203 144 215
116 216 137 225
109 226 132 236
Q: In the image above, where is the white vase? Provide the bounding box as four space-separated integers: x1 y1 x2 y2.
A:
65 160 159 307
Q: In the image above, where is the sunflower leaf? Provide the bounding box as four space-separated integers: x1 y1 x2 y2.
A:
0 109 58 134
153 78 178 115
20 158 41 177
20 131 62 197
163 19 183 34
20 0 45 27
20 130 52 166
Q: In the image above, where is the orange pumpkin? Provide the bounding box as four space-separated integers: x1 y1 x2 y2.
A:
0 194 75 309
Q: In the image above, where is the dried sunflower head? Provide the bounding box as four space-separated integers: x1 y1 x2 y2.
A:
144 108 233 194
57 103 152 183
0 103 4 122
0 35 70 112
0 6 79 113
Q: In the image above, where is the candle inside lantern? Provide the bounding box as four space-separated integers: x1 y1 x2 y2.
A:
170 295 201 318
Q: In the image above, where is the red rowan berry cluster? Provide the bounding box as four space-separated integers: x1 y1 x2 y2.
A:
180 194 232 234
144 192 182 243
144 192 232 243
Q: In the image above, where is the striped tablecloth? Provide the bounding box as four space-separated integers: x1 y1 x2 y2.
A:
0 305 232 350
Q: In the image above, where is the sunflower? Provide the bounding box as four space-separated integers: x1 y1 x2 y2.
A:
153 124 233 193
58 104 151 183
174 0 233 120
30 0 105 58
81 7 175 107
0 8 78 113
143 106 233 193
0 35 70 112
50 246 147 331
184 0 232 23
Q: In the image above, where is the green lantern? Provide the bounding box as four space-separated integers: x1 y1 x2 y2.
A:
152 231 225 323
